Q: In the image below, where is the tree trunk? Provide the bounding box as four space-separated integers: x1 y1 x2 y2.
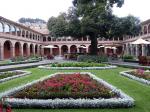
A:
90 34 98 55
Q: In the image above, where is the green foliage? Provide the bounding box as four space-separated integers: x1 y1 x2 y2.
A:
50 62 107 67
0 71 20 79
77 55 108 63
122 55 134 60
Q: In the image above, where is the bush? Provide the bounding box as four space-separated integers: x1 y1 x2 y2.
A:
122 55 134 60
77 55 108 63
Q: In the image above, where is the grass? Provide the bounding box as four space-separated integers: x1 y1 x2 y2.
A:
0 67 150 112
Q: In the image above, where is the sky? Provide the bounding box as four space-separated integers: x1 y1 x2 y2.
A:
0 0 150 22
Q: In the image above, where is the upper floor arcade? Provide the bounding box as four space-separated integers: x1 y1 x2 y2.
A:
0 16 43 42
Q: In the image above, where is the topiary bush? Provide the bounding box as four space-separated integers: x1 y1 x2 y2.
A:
77 55 108 63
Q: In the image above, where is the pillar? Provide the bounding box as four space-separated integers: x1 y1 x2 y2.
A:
20 45 23 57
59 46 61 56
11 47 15 58
142 45 145 56
0 45 4 60
136 45 139 57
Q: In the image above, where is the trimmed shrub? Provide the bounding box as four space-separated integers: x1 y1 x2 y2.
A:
122 55 134 60
77 55 108 63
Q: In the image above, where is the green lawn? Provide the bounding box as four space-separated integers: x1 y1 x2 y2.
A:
0 67 150 112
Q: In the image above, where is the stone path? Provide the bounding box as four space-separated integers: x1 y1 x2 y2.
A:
108 60 150 69
0 59 74 71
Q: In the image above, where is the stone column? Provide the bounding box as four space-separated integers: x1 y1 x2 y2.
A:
126 43 129 55
104 48 107 54
142 45 145 56
130 44 133 56
20 44 23 57
0 45 4 60
59 46 61 56
68 45 71 54
11 47 15 58
136 45 139 57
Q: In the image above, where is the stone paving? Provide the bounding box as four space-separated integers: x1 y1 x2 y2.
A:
0 59 74 71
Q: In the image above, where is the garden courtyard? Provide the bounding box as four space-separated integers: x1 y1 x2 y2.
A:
0 62 149 112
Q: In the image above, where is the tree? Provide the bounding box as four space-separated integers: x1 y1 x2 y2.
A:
47 0 140 55
19 18 46 24
72 0 125 55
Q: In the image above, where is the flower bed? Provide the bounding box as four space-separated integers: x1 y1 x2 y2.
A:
0 70 31 83
120 69 150 85
38 62 117 70
0 72 134 108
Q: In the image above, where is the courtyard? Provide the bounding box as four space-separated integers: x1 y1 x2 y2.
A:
0 65 149 112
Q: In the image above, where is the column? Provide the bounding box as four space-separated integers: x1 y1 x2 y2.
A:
20 44 23 57
11 47 15 58
142 45 145 56
136 45 139 57
104 48 107 54
0 46 4 60
130 44 133 56
126 43 129 55
59 46 61 56
68 45 71 54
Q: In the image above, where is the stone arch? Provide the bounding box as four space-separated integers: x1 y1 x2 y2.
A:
144 26 148 34
35 44 38 55
4 23 10 34
14 42 21 57
98 45 104 55
43 37 46 42
61 45 68 55
47 37 51 41
3 40 13 59
16 27 21 36
26 31 29 38
0 22 4 32
52 45 59 56
30 44 34 55
22 30 25 37
148 24 150 34
10 25 16 35
23 43 28 56
79 45 86 53
70 45 77 53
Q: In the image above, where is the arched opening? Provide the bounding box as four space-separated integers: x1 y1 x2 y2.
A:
39 45 42 55
52 45 59 56
16 28 21 36
4 40 12 59
35 44 38 55
26 31 29 38
44 48 50 56
148 25 150 34
15 42 21 57
22 30 25 37
30 44 34 55
144 26 147 34
23 43 28 56
88 45 91 54
43 37 46 42
79 45 86 54
70 45 77 53
0 22 4 32
4 24 10 34
98 45 104 55
10 25 16 35
61 45 68 55
48 37 51 41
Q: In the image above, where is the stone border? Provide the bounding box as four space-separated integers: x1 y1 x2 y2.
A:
120 70 150 85
38 65 117 70
0 72 134 108
0 70 31 83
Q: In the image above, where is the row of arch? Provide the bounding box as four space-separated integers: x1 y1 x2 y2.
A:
1 40 42 59
0 21 42 41
143 24 150 34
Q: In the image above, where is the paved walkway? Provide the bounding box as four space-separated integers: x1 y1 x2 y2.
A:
108 60 150 69
0 59 74 71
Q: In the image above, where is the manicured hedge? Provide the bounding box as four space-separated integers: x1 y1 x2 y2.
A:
77 55 108 63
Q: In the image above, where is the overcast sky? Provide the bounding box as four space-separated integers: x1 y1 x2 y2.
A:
0 0 149 22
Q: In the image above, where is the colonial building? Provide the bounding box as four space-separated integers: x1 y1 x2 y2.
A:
0 16 149 60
